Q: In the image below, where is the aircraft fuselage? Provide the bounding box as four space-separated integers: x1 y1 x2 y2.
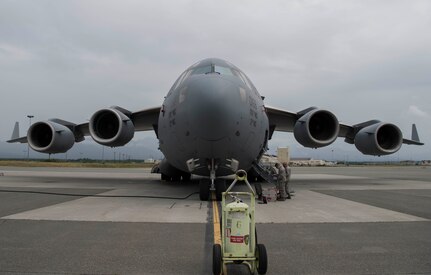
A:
158 58 269 177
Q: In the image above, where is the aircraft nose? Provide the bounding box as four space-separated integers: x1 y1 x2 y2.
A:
187 76 237 141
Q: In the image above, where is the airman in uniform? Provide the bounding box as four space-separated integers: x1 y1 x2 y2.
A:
275 163 287 201
282 162 292 199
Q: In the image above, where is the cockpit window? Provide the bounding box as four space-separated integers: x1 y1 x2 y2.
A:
170 60 257 94
237 70 255 91
171 69 192 91
191 65 212 75
185 63 256 90
190 64 235 76
214 65 234 76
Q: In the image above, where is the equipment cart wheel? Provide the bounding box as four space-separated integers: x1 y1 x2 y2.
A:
212 244 222 275
199 179 210 201
256 243 268 274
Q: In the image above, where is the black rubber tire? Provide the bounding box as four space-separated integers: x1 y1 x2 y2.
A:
199 179 210 201
213 244 222 275
161 173 169 181
171 175 181 182
247 169 257 182
256 243 268 274
215 179 226 201
182 173 191 182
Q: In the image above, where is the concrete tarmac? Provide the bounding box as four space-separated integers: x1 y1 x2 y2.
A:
0 166 430 274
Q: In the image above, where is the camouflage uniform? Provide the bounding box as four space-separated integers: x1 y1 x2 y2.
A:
275 163 287 200
283 162 292 199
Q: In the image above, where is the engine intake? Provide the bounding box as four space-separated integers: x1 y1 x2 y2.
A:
28 121 75 153
89 108 134 147
293 109 339 148
354 122 402 155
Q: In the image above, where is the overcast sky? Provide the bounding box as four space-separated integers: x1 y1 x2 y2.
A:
0 0 430 161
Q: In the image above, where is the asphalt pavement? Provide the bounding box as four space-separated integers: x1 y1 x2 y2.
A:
0 166 430 274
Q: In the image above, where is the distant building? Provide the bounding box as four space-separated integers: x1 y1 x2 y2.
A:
260 150 334 167
290 158 334 166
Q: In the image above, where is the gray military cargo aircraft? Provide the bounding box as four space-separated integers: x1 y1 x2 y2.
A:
8 58 423 200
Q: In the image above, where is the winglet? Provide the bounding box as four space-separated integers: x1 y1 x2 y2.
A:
402 124 424 145
411 124 420 142
11 122 20 140
7 122 28 143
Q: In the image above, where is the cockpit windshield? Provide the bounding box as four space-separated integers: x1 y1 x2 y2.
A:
214 65 235 76
169 58 257 94
170 59 257 92
190 65 235 76
190 65 212 75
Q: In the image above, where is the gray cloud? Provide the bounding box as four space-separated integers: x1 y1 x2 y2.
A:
1 0 430 160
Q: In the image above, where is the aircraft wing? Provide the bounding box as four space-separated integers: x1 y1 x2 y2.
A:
7 106 161 153
7 136 28 143
265 105 423 156
131 106 162 131
264 106 298 134
71 106 161 139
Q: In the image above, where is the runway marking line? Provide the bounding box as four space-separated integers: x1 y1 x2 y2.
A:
212 192 228 274
211 192 221 245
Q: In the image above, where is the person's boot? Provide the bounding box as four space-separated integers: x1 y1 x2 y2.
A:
277 196 286 201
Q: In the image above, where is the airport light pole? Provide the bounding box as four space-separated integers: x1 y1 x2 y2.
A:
27 115 34 161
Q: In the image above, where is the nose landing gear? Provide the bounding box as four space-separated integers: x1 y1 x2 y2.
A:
199 159 228 201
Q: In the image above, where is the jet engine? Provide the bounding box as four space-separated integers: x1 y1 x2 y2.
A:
28 121 75 153
89 108 134 147
354 122 402 156
293 109 339 148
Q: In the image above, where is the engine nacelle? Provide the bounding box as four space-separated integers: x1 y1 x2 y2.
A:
354 122 402 156
293 109 339 148
28 121 75 153
89 108 134 147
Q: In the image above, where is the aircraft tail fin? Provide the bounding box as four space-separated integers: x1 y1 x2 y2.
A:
402 124 424 145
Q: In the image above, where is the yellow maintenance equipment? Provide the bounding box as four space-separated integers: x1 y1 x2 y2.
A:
212 170 268 275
